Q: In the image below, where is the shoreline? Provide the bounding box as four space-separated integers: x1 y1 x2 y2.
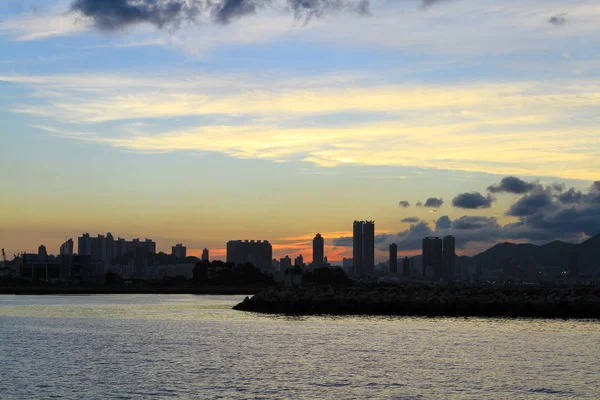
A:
0 286 264 295
233 284 600 319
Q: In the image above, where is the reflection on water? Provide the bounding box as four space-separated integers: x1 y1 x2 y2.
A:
0 295 598 399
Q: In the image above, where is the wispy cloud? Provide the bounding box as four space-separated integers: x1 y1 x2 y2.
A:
6 70 600 180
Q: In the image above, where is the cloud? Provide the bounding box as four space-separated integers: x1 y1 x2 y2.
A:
69 0 370 30
398 200 410 208
557 187 582 204
548 13 567 27
332 236 352 247
435 216 451 230
420 0 451 8
451 216 500 230
416 201 423 207
506 186 553 217
424 197 443 208
487 176 536 194
452 192 494 209
401 217 419 223
334 179 600 254
4 72 600 180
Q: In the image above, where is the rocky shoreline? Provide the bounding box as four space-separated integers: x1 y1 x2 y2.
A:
232 284 600 319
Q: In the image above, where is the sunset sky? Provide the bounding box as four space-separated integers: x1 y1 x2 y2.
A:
1 0 599 262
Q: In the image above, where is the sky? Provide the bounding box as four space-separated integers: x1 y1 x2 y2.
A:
0 0 599 262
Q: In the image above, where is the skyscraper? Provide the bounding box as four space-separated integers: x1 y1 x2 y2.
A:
313 233 324 268
353 221 375 278
442 235 456 281
422 237 443 279
280 255 292 271
202 248 209 262
172 243 187 259
226 240 273 273
389 243 398 274
402 256 411 277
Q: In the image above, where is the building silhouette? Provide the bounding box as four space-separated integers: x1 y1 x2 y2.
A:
389 243 398 274
226 240 272 273
313 233 324 268
442 235 456 281
38 245 47 262
422 237 443 279
78 233 156 261
60 239 74 256
172 243 186 259
280 255 292 271
294 254 304 268
402 256 410 277
202 248 209 262
353 221 375 278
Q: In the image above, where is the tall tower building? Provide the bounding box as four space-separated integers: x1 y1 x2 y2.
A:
172 243 187 259
313 233 324 268
353 221 375 278
402 256 411 277
422 237 443 279
442 235 456 281
389 243 398 274
202 248 209 262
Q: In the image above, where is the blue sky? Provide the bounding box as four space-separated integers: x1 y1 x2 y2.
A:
1 0 599 261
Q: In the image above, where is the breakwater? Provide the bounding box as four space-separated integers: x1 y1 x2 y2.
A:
233 284 600 319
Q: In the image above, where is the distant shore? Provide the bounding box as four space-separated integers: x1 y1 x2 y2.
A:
0 285 263 295
233 284 600 319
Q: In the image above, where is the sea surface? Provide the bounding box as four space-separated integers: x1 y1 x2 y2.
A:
0 295 598 399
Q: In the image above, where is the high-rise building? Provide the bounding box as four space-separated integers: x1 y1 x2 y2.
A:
402 256 410 277
226 240 273 273
422 237 443 279
38 245 47 261
280 255 292 271
60 239 74 256
78 233 92 256
312 233 324 268
389 243 398 274
294 254 304 268
353 221 375 278
202 248 209 262
442 235 456 281
172 243 187 259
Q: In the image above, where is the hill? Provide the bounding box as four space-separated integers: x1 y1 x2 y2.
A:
466 233 599 274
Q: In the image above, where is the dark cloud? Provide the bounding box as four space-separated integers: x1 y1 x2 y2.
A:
421 0 451 8
506 188 553 217
401 217 419 223
70 0 199 30
451 216 500 231
424 197 443 208
452 192 494 209
70 0 370 30
487 176 536 194
398 200 410 208
335 180 600 255
214 0 259 24
332 236 352 247
551 183 565 193
557 188 583 204
435 216 451 230
548 13 567 26
416 201 423 207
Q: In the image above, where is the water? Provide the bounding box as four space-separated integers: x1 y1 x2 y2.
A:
0 295 599 399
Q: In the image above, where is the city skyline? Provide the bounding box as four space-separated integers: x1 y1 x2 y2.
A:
1 1 599 261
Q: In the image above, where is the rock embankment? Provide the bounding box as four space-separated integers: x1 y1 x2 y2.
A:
233 284 600 319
